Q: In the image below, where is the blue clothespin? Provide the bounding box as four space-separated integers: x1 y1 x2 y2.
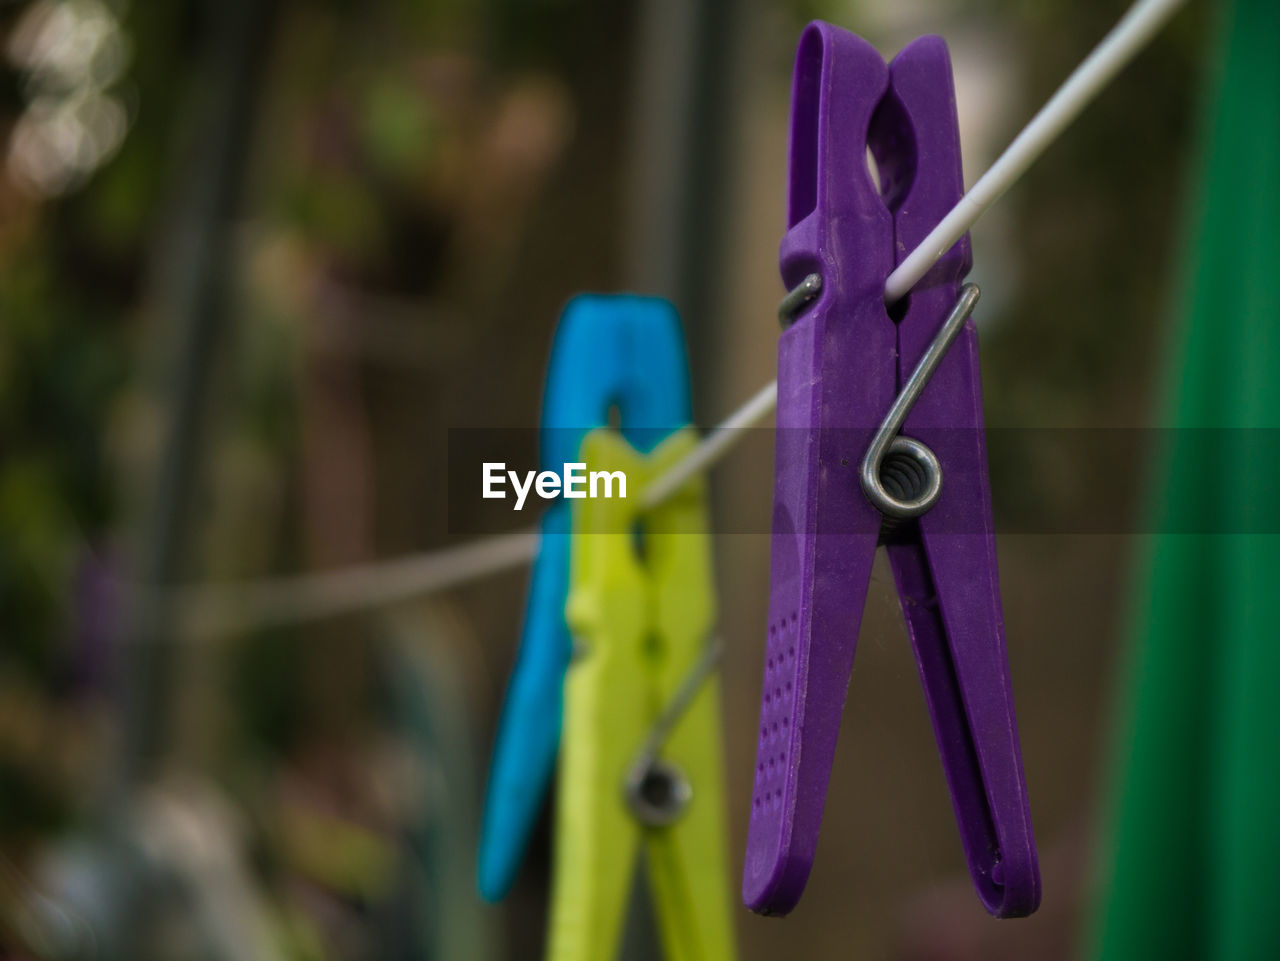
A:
478 294 693 901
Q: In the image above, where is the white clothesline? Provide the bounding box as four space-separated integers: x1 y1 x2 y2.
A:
172 0 1188 638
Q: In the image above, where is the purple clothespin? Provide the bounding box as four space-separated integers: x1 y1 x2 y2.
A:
744 24 1040 919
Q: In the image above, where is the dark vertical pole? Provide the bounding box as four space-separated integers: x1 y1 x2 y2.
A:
114 0 276 790
620 3 745 958
625 0 743 405
98 1 277 958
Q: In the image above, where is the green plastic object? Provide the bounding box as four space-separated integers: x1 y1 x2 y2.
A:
1093 1 1280 959
549 428 735 961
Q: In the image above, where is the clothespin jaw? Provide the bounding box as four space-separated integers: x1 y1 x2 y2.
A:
885 38 1040 919
745 23 897 916
745 23 1039 918
478 296 692 902
549 428 734 961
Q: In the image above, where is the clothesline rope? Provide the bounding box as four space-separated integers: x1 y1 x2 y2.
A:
174 383 778 638
172 0 1187 638
174 529 540 639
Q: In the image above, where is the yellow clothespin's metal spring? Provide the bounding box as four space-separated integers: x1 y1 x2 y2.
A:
623 637 724 827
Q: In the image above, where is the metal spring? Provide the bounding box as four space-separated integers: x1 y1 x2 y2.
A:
776 278 981 521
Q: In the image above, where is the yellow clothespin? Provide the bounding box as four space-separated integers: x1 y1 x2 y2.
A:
548 426 736 961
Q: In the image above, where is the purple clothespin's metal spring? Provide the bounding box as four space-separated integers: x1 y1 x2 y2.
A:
744 23 1040 919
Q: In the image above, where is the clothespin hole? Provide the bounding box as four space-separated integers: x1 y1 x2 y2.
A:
867 90 916 212
865 146 882 195
629 520 647 562
887 291 910 323
607 402 621 429
642 631 661 662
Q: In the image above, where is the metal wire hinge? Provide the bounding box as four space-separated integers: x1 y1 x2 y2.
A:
622 636 724 827
777 277 981 520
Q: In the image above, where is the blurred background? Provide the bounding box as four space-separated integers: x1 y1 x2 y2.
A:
0 0 1210 959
